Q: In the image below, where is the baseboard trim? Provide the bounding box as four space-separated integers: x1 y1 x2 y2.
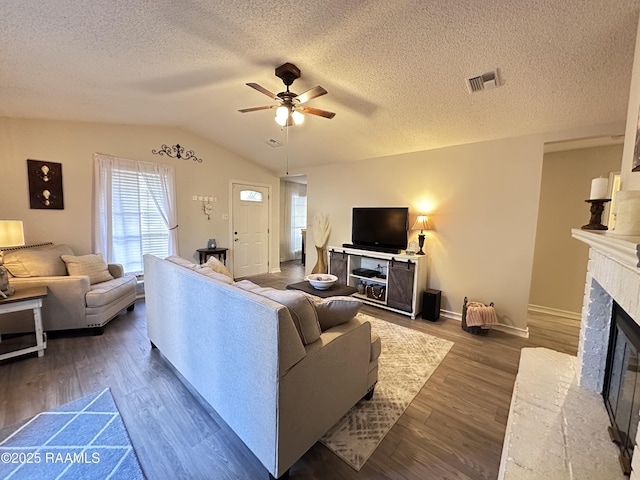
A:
528 304 581 321
439 310 529 338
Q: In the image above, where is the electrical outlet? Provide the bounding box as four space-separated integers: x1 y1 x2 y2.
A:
222 213 229 220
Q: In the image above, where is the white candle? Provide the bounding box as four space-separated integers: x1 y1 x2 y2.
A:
589 177 608 200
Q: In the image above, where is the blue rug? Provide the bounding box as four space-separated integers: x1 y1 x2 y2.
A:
0 388 145 479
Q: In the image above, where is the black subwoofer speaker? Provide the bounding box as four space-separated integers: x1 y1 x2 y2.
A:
421 289 441 321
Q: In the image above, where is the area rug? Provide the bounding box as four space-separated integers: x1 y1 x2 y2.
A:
320 313 453 471
0 388 145 480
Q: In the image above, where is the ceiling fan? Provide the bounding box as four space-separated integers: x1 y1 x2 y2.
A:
238 63 336 127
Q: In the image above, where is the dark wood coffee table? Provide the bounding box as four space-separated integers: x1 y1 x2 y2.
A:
286 281 357 298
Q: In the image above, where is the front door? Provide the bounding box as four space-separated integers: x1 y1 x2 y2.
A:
231 183 270 278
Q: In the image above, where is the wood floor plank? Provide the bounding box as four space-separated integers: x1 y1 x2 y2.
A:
0 260 581 479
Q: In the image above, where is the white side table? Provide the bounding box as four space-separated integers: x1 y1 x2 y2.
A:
0 286 48 361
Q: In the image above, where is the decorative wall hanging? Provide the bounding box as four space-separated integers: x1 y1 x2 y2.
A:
152 143 202 163
27 159 64 209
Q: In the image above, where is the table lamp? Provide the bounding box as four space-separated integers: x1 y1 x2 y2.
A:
411 215 430 255
0 220 25 298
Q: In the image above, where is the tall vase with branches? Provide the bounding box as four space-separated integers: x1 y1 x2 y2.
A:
311 213 331 274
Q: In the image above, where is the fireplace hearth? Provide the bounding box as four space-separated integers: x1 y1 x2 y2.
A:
604 302 640 475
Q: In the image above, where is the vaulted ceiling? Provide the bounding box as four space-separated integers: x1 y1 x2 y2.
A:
2 1 639 174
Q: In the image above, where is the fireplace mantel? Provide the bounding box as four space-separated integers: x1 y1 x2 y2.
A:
571 229 640 269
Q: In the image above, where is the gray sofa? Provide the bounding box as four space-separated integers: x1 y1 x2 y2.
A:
3 243 137 333
144 254 381 479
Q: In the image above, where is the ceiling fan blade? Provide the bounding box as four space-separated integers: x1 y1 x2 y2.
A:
299 105 336 119
238 105 276 113
296 86 328 104
246 83 279 100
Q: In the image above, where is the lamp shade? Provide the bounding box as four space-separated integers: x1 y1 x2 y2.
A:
0 220 25 247
411 215 430 232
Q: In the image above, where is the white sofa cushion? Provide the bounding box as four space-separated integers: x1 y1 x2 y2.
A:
165 255 198 269
86 275 137 308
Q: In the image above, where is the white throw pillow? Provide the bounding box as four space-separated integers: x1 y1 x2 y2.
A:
61 253 114 285
200 256 232 279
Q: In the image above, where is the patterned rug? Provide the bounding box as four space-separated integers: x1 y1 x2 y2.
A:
320 313 453 471
0 388 145 480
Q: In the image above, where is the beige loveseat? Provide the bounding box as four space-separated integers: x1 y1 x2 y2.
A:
144 254 381 479
3 243 137 334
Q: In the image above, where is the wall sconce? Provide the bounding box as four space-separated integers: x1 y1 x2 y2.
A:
411 215 431 255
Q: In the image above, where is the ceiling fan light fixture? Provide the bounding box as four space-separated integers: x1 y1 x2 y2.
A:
291 110 304 125
275 105 289 126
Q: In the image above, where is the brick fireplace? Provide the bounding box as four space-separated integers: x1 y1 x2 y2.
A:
572 228 640 478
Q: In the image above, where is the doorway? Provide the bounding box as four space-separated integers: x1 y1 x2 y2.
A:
231 182 270 278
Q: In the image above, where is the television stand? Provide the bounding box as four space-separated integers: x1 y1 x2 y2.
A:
329 246 428 319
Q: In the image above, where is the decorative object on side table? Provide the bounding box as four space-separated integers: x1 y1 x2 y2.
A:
311 213 331 274
411 215 430 255
582 177 610 231
0 220 25 297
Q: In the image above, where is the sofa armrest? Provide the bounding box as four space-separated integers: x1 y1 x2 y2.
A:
276 317 371 474
9 275 91 330
107 264 124 278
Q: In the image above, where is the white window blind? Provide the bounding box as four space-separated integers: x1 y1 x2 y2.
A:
93 154 178 275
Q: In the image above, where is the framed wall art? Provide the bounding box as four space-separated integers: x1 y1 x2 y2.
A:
27 159 64 209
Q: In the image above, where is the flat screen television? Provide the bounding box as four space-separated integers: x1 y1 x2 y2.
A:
350 207 409 253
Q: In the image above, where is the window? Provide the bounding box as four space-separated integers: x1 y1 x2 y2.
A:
93 154 178 275
240 190 263 202
281 180 307 261
291 193 307 254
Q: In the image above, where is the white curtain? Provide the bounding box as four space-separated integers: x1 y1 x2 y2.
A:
93 153 178 275
281 180 307 261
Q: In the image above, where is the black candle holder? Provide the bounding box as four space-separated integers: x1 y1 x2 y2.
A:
581 199 611 230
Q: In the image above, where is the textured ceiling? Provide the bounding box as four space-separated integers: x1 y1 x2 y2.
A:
1 1 639 174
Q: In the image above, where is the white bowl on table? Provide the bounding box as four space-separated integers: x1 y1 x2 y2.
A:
306 274 338 290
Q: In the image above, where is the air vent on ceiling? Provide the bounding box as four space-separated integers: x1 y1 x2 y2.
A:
263 138 283 148
466 70 501 93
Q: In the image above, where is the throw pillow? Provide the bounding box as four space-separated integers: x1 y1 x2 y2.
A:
61 253 114 285
195 267 234 285
236 283 321 345
200 256 232 279
4 244 74 277
313 296 363 331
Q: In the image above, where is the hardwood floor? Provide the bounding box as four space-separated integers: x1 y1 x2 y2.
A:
0 261 580 479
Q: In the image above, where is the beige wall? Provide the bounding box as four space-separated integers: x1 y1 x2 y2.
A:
529 145 623 315
0 117 280 273
305 135 543 334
